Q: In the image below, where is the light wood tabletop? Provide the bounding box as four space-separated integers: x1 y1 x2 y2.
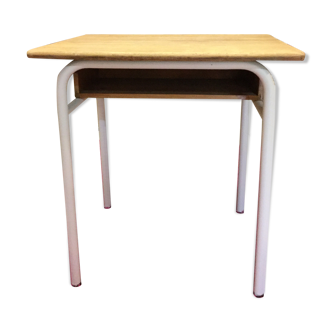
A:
27 34 305 62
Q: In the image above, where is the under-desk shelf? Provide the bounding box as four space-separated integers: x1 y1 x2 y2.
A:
74 69 260 100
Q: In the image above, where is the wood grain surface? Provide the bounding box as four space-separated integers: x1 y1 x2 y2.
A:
27 34 305 61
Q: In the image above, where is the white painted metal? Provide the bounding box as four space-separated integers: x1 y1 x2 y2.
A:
57 72 81 287
96 98 111 208
68 98 86 114
252 100 263 119
236 100 251 214
57 60 275 295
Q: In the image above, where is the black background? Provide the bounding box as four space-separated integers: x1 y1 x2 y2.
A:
21 26 316 302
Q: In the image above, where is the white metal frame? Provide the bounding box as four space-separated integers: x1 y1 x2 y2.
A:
57 60 276 297
236 99 251 214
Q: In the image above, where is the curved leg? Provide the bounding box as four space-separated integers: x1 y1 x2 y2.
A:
97 98 111 209
253 82 276 298
236 100 251 213
57 73 81 287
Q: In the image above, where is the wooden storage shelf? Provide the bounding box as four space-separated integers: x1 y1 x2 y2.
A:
74 69 260 100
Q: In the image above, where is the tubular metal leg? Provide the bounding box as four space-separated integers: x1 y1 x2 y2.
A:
236 100 251 214
253 82 276 298
96 98 111 209
57 74 81 287
256 124 262 196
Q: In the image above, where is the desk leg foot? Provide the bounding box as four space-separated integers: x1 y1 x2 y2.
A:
253 293 266 300
71 281 83 289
